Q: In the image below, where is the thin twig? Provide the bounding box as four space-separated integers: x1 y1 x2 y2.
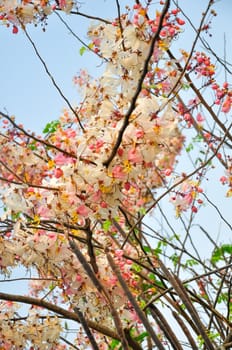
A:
167 49 232 143
68 9 111 24
22 26 84 131
55 11 107 62
172 311 199 350
202 193 232 231
144 262 232 311
60 336 81 350
115 0 125 51
172 0 232 74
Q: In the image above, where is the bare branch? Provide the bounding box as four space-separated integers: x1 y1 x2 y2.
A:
74 307 100 350
22 26 84 131
106 249 166 350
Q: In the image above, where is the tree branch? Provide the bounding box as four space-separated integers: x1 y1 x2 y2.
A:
22 26 84 131
0 292 119 340
103 0 171 167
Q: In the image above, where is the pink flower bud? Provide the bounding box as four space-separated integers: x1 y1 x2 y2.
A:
54 168 63 178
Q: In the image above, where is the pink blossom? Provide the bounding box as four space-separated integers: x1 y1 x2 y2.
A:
135 129 144 139
117 148 124 157
7 174 14 181
12 25 18 34
112 165 126 179
54 168 63 178
54 153 75 165
108 276 118 285
222 96 231 113
115 249 124 258
37 206 50 218
191 206 198 213
59 0 66 8
128 148 142 163
100 201 107 208
220 176 227 185
76 205 90 217
64 128 76 138
124 182 131 191
76 274 82 282
184 192 194 205
164 168 172 176
196 113 205 123
92 190 102 202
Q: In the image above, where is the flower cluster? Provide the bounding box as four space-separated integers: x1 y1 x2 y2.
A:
220 159 232 197
0 301 62 349
0 0 74 32
211 81 232 113
170 178 204 216
189 52 215 80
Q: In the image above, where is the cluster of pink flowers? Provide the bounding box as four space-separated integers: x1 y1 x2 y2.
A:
170 178 204 216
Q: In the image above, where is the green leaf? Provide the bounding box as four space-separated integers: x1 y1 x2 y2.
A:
143 246 151 253
209 332 220 341
134 331 149 342
49 284 56 291
43 122 51 133
193 134 203 143
155 279 165 288
28 140 37 150
182 83 190 90
195 157 203 165
102 219 112 232
186 143 194 152
154 247 162 256
185 259 199 267
170 253 179 266
11 212 21 220
132 263 142 273
148 273 156 281
79 46 87 56
217 293 227 304
109 339 120 349
139 207 147 215
211 244 232 263
43 120 60 134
